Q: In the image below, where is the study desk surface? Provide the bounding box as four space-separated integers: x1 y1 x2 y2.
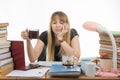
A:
0 74 46 80
0 61 120 80
0 73 120 80
46 74 120 80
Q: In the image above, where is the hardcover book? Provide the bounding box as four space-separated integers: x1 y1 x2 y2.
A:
0 23 9 28
0 52 11 60
0 63 14 72
0 47 9 54
0 41 11 48
48 64 81 77
99 31 120 42
0 57 13 67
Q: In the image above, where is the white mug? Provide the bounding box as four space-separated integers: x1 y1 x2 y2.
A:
84 62 100 77
84 62 96 77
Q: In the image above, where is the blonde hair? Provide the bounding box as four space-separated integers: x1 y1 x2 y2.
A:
46 11 71 61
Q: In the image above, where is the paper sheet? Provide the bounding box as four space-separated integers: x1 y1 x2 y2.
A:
6 67 49 78
34 61 62 67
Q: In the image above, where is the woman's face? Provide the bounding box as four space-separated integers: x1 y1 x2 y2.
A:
51 15 64 35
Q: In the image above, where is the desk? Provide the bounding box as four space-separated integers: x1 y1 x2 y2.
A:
0 61 120 80
0 72 120 80
0 76 16 80
0 75 46 80
0 70 47 80
46 73 120 80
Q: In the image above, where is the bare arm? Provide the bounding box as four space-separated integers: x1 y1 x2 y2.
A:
21 29 45 62
60 35 80 59
57 23 80 60
26 39 44 62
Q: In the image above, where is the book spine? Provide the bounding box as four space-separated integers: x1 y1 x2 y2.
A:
0 58 13 67
0 63 14 72
0 52 11 60
0 23 9 28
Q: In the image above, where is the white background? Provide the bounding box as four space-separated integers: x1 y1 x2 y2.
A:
0 0 120 63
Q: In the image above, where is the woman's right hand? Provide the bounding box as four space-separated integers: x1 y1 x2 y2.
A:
21 29 29 40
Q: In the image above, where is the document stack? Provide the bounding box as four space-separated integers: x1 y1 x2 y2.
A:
0 23 14 77
99 31 120 72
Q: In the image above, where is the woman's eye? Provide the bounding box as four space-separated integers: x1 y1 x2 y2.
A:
60 22 64 24
53 22 57 24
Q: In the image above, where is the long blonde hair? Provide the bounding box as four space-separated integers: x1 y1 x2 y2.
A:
46 11 71 61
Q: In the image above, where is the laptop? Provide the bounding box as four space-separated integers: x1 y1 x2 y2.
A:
10 40 39 70
48 64 81 77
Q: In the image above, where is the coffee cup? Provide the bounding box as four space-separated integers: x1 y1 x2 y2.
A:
84 62 96 77
84 62 100 77
62 54 74 68
28 28 39 39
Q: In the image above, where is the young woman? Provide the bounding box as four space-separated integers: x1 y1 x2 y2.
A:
21 11 80 62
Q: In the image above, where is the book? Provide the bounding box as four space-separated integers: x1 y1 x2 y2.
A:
0 36 7 42
0 58 13 67
0 52 11 60
100 44 120 50
0 66 13 77
0 34 7 38
99 31 120 37
99 40 120 47
99 47 120 52
10 40 26 70
99 50 120 57
99 31 120 42
0 41 11 48
99 47 120 58
0 29 7 34
0 47 10 54
0 63 14 72
48 64 81 77
0 23 9 28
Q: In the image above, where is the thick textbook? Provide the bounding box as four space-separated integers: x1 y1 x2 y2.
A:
48 64 81 77
0 23 9 28
0 63 13 72
0 52 11 60
99 31 120 42
0 58 13 67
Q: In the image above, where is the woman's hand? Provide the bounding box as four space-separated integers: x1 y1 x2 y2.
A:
21 29 29 40
57 23 69 41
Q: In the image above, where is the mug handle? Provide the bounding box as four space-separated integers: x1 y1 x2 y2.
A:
95 65 101 75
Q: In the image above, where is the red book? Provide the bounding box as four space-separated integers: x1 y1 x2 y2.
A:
10 40 26 70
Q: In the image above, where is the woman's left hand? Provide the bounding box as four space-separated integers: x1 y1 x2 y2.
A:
57 23 69 41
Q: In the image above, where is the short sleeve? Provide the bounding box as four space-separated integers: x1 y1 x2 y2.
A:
70 28 79 40
39 31 48 45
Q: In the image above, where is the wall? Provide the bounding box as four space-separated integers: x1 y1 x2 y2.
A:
0 0 120 64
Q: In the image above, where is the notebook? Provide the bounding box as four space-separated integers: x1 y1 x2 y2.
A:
48 64 81 77
10 40 35 70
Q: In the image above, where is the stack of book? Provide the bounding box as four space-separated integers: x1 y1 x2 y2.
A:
0 23 14 77
99 31 120 72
